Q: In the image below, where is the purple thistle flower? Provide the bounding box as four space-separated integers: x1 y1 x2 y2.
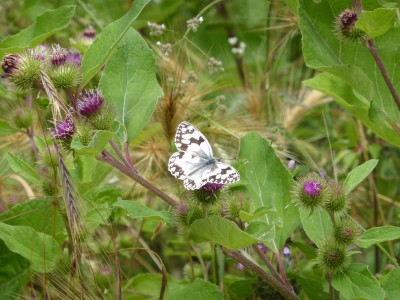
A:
282 246 291 258
257 243 268 253
1 54 20 77
201 182 224 195
288 160 296 170
66 51 82 67
78 90 104 116
339 9 358 31
33 45 50 61
51 45 67 67
52 117 75 139
303 180 322 197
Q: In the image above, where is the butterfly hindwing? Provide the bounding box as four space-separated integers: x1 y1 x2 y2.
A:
207 162 240 184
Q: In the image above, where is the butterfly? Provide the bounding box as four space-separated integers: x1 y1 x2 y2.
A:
168 121 240 190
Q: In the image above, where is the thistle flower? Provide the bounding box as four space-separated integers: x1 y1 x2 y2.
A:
83 25 96 40
193 183 224 205
317 240 350 273
66 51 82 67
288 160 296 170
333 218 360 246
334 8 366 42
147 22 166 36
1 51 41 90
33 44 50 61
51 117 75 140
186 16 203 32
51 45 67 67
282 246 291 258
291 174 329 213
78 89 104 116
324 182 350 215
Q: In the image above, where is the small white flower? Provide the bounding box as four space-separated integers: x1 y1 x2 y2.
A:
228 37 238 45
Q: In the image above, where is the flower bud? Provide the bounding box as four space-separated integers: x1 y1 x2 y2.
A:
333 218 360 246
91 108 115 130
40 146 59 168
51 45 67 67
317 240 350 273
334 8 366 42
226 192 251 220
1 54 20 77
291 174 329 213
186 206 205 225
41 179 58 196
75 121 94 146
193 183 224 205
50 63 81 90
324 182 350 215
66 51 82 67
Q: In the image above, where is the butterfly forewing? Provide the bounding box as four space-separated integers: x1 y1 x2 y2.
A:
175 121 213 158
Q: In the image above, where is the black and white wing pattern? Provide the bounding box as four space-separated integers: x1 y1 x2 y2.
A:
168 121 240 190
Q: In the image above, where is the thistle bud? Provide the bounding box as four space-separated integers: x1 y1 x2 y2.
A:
317 240 350 273
83 25 96 40
226 192 251 220
1 51 41 90
186 206 205 225
41 179 58 196
50 63 81 90
66 51 82 67
40 146 59 168
324 182 350 215
291 174 329 213
334 8 366 42
51 45 67 67
75 121 94 146
333 218 360 246
12 108 34 129
51 117 75 140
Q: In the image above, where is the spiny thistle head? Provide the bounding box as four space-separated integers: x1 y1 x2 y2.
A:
186 205 205 225
33 44 50 61
334 8 366 42
317 240 351 273
2 51 41 90
51 117 75 140
51 45 67 67
75 121 94 146
50 63 81 90
83 25 96 40
91 107 115 130
78 89 104 116
291 174 329 212
226 192 251 220
176 203 189 225
41 179 58 196
333 218 360 246
40 146 59 168
193 183 224 205
66 51 82 67
324 182 350 215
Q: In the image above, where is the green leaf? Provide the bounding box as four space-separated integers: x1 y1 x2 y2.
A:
344 159 379 192
84 203 112 233
238 132 299 249
167 278 224 300
245 221 275 244
332 263 385 300
71 129 115 155
0 241 30 300
239 206 275 222
358 226 400 248
0 222 61 272
299 0 400 146
189 216 257 249
99 28 163 142
299 208 333 245
356 8 398 38
113 199 174 225
0 120 17 136
34 97 50 110
0 199 65 242
381 268 400 300
0 6 76 57
7 153 40 185
81 0 151 86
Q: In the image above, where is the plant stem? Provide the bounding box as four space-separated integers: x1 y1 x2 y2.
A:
328 272 335 300
252 244 286 286
223 249 299 300
98 150 179 208
365 39 400 112
275 249 293 291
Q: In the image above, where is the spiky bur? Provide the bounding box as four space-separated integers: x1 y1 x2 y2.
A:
41 179 58 196
51 117 75 150
12 108 34 129
333 218 360 246
40 146 59 168
193 183 225 205
226 192 251 220
75 121 94 146
317 240 351 273
90 108 114 130
291 174 329 213
324 182 350 215
334 8 366 42
49 59 81 90
186 205 205 226
1 51 41 90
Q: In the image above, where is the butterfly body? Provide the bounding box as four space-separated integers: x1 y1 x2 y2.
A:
168 121 240 190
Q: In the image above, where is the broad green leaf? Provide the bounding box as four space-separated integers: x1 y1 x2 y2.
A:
291 273 328 300
299 208 333 245
166 278 224 300
332 263 385 300
113 199 174 225
225 277 258 300
239 206 275 222
99 28 163 142
299 0 400 146
7 153 40 185
238 132 299 249
189 216 257 249
344 159 379 192
0 241 29 300
0 222 61 272
81 0 151 86
71 129 114 155
0 199 65 242
381 268 400 300
356 8 398 38
84 203 112 233
358 226 400 248
0 6 76 57
245 221 275 244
